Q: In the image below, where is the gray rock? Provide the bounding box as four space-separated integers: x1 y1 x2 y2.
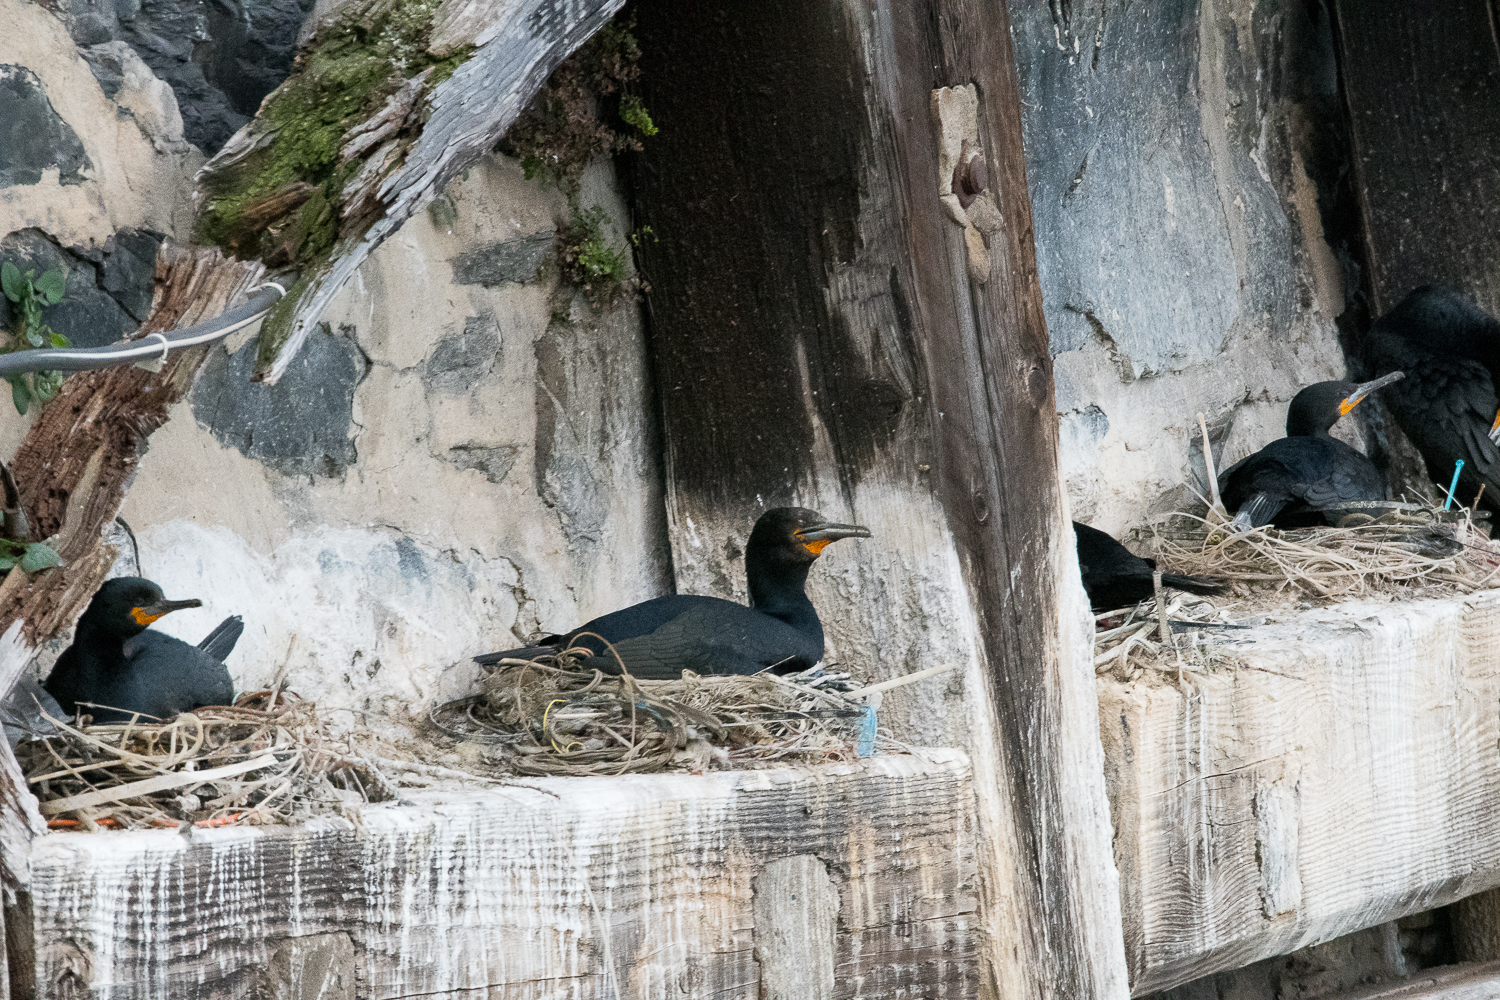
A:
424 313 501 392
450 233 555 287
0 65 91 188
0 228 164 348
191 322 368 477
68 0 312 154
443 443 519 484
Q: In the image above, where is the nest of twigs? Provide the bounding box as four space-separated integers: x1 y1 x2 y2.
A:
20 691 401 832
1091 499 1500 681
432 650 896 777
1148 501 1500 599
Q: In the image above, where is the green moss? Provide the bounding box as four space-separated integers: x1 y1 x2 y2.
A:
255 273 312 373
196 0 467 272
619 95 656 137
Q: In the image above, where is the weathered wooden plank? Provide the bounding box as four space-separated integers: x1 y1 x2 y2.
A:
1326 960 1500 1000
29 751 979 999
626 4 1126 998
1331 1 1500 316
1101 591 1500 994
197 0 624 383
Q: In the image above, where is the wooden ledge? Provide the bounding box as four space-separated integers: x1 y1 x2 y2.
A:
28 750 978 999
1100 590 1500 994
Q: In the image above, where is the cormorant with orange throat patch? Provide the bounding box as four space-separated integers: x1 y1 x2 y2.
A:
1218 373 1403 529
474 507 871 679
44 577 239 723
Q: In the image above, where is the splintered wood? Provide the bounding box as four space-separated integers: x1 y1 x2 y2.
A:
1099 590 1500 993
0 247 264 647
28 751 979 999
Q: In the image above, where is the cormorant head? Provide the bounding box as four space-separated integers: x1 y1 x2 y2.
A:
81 577 202 637
1285 372 1403 437
747 507 872 570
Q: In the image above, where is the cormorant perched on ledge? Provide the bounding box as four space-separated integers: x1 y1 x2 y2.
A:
1073 521 1224 612
475 507 871 680
44 577 240 723
1218 373 1403 529
1365 286 1500 513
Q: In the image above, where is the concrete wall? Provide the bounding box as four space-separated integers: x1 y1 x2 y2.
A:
1011 0 1365 537
0 0 671 720
115 158 670 718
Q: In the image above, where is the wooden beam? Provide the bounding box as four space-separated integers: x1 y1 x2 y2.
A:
28 752 979 997
1332 1 1500 315
1323 960 1500 1000
626 3 1126 998
194 0 624 383
1101 591 1500 993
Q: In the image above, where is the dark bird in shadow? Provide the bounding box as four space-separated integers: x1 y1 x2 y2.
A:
1074 521 1224 613
44 577 240 723
475 507 871 680
1365 285 1500 513
1217 373 1403 529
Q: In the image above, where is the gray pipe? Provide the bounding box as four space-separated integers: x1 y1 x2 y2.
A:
0 277 294 376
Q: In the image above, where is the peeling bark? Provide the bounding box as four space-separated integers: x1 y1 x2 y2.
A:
0 246 264 649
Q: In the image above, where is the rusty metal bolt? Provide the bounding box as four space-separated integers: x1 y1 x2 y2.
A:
952 139 988 210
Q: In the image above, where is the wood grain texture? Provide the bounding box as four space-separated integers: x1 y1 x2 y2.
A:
1332 1 1500 315
1101 591 1500 994
626 4 1126 997
1326 960 1500 1000
28 751 979 999
212 0 624 382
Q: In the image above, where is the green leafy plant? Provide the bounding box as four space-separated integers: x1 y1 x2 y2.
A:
1 262 71 415
0 537 60 575
558 206 630 306
619 95 657 137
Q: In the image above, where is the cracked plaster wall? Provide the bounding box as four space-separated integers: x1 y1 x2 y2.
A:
113 156 672 721
1012 0 1364 538
0 0 201 457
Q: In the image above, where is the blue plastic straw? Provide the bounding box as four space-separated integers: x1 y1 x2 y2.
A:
1445 459 1465 510
855 704 878 758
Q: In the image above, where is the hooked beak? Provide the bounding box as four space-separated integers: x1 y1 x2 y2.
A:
130 598 202 627
1340 370 1404 415
795 521 873 556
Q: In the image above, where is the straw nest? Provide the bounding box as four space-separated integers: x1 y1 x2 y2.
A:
1092 499 1500 680
431 648 900 777
1149 501 1500 599
19 690 403 831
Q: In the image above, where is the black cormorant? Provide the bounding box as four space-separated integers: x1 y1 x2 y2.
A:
1218 373 1403 529
44 577 240 723
474 507 871 679
1073 521 1224 612
1365 285 1500 512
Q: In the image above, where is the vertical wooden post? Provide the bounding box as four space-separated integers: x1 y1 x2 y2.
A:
1332 0 1500 315
628 3 1128 997
1332 0 1500 960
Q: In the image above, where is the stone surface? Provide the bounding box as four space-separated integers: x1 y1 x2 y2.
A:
449 231 555 287
1012 0 1365 535
0 0 200 278
191 320 368 478
66 0 311 154
0 65 90 188
0 227 164 348
109 154 671 718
